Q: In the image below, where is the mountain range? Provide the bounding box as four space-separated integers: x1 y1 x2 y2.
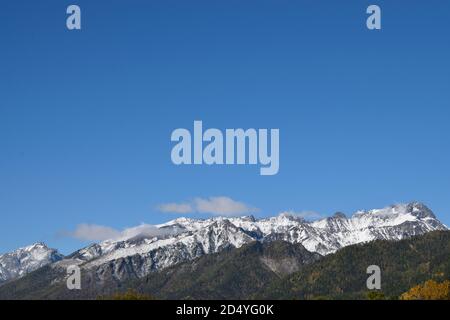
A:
0 201 448 299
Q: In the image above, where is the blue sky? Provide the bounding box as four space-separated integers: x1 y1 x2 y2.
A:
0 0 449 254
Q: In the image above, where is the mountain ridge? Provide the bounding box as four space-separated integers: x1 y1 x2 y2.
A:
0 201 447 285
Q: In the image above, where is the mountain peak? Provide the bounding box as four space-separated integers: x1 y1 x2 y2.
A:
0 242 63 283
276 212 305 223
240 215 256 222
352 202 433 219
332 212 347 219
406 201 436 219
24 242 48 250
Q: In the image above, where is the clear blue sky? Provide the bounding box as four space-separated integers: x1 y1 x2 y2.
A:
1 0 449 254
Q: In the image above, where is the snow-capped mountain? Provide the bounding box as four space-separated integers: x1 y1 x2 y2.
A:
1 202 447 284
50 201 447 281
0 243 63 283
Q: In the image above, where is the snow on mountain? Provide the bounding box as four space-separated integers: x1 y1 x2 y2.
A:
61 218 256 280
0 243 63 283
51 201 448 281
1 202 447 283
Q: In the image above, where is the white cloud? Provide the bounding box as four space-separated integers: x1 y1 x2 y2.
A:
157 196 258 217
193 197 258 216
69 224 121 241
157 202 193 214
67 196 257 242
68 223 181 242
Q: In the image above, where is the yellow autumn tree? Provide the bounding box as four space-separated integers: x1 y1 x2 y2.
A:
400 280 450 300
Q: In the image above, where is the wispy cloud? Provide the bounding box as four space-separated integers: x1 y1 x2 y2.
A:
68 224 121 241
66 223 181 242
157 196 259 217
65 196 257 242
157 202 193 214
193 197 258 216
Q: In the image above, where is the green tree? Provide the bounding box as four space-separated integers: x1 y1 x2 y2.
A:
367 291 385 300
